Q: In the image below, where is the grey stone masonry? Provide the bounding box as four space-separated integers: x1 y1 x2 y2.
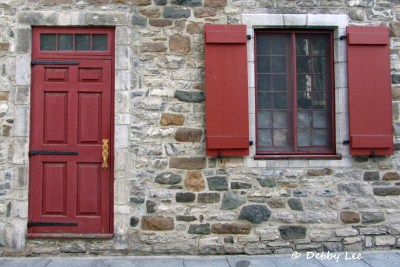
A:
0 0 400 257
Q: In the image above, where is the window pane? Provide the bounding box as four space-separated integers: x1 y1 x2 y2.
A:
296 37 309 55
272 56 286 73
256 36 271 55
258 92 272 109
257 74 271 91
258 111 272 128
297 92 312 109
40 34 56 51
273 75 286 91
296 56 310 73
257 56 271 73
313 57 326 74
297 74 310 92
58 34 73 51
313 129 328 146
93 34 108 51
258 130 272 146
273 93 287 109
273 129 288 146
273 111 287 128
313 111 327 128
297 111 311 128
312 92 326 109
311 37 329 56
76 34 90 51
298 129 312 146
313 75 326 91
271 36 286 55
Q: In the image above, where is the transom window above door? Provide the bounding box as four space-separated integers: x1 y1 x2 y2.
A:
255 30 335 155
40 33 108 51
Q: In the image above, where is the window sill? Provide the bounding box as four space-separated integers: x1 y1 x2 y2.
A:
254 154 342 160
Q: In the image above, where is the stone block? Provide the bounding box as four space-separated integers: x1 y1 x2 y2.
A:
221 192 246 210
364 171 380 181
18 11 57 25
337 183 372 197
140 42 167 52
211 223 251 234
176 215 197 222
14 106 28 137
60 242 87 253
130 216 140 227
160 113 185 126
375 236 396 246
382 172 400 180
16 28 31 53
197 193 220 203
230 182 251 189
187 22 203 35
171 0 202 6
163 7 191 19
335 228 358 237
175 128 202 142
155 172 182 185
199 237 223 254
86 12 127 25
175 192 196 203
170 157 205 169
361 212 385 224
207 176 228 191
347 0 373 7
132 0 151 5
340 211 360 224
373 187 400 196
267 198 286 209
194 8 216 18
175 90 205 103
239 205 271 224
16 55 30 86
188 223 210 235
257 177 276 188
155 0 167 4
149 19 173 27
0 42 10 51
146 200 156 213
307 168 333 176
279 226 307 240
170 34 191 53
185 171 205 192
141 216 174 230
204 0 227 7
288 198 303 211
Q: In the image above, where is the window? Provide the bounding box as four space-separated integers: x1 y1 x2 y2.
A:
255 30 335 155
40 33 108 51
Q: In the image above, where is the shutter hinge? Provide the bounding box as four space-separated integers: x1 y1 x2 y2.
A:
342 140 350 145
339 35 347 40
247 35 252 40
249 141 254 146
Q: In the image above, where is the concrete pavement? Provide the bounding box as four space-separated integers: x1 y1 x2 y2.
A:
1 250 400 267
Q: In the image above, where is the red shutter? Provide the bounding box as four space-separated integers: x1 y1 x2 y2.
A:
347 26 393 156
205 24 249 157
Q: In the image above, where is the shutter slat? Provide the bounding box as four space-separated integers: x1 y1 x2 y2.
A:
205 24 249 157
347 26 393 156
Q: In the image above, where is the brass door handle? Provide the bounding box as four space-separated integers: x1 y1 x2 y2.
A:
102 139 109 169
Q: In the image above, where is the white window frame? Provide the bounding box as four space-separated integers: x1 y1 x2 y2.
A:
242 14 351 168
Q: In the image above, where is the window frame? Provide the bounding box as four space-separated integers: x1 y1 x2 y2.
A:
255 29 336 156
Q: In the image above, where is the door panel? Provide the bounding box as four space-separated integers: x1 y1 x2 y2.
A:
29 59 112 235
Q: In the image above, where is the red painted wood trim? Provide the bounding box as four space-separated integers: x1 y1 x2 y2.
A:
348 32 388 45
254 154 342 160
207 136 249 149
27 233 114 239
351 135 392 148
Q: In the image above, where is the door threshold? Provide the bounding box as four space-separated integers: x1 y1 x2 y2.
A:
27 233 114 239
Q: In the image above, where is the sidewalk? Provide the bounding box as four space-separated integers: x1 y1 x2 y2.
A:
1 250 400 267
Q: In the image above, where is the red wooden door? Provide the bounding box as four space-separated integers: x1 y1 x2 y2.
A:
28 28 114 237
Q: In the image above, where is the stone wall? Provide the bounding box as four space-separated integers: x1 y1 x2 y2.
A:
0 0 400 256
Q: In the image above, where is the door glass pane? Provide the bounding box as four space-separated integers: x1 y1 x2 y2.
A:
76 34 91 51
257 74 271 91
258 130 272 146
273 92 287 109
273 111 287 128
258 92 272 109
273 129 288 146
298 129 312 146
58 34 73 51
92 34 108 51
273 75 286 91
40 34 56 51
258 111 272 128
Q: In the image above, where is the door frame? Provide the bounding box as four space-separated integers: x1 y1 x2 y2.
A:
28 26 115 238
